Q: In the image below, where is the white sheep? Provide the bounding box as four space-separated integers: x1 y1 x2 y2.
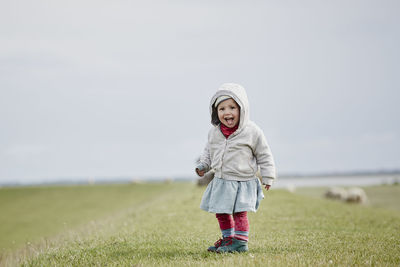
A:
345 187 368 204
325 187 348 200
286 184 296 193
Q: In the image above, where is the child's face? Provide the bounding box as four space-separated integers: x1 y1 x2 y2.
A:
217 98 240 128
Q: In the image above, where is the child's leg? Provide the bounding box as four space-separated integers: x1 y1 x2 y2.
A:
233 211 249 241
215 213 234 238
216 212 250 253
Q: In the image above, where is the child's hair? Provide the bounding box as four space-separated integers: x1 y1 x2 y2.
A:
211 104 220 126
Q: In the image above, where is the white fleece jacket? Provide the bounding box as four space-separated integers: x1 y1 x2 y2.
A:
197 83 276 185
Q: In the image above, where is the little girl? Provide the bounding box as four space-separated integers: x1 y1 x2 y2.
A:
196 83 276 253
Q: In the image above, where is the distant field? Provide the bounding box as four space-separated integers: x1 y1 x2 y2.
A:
1 183 399 266
296 185 400 212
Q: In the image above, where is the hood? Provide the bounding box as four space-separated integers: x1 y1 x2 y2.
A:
209 83 250 131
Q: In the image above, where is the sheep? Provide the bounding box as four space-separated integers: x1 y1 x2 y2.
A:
286 184 296 193
345 187 368 204
324 187 348 200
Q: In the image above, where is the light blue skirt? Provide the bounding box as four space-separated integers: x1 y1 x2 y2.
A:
200 177 264 214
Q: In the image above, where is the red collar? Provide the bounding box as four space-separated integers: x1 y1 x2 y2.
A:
220 123 238 138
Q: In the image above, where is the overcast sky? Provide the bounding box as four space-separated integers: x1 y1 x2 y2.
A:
1 0 399 184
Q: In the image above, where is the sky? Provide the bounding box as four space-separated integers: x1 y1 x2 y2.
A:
1 0 399 184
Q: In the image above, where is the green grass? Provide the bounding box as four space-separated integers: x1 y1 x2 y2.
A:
1 183 399 266
296 185 400 212
0 183 166 252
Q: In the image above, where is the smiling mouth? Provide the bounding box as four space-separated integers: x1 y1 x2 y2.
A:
224 117 235 125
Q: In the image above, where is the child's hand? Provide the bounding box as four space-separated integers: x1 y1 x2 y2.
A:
264 185 271 191
196 168 205 177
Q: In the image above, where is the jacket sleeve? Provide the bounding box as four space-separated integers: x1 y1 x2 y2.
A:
253 128 276 185
196 142 211 173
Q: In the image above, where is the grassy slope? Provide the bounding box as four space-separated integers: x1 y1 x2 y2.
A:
11 183 399 266
0 183 166 252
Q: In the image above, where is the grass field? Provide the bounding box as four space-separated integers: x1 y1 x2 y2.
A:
1 182 399 266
